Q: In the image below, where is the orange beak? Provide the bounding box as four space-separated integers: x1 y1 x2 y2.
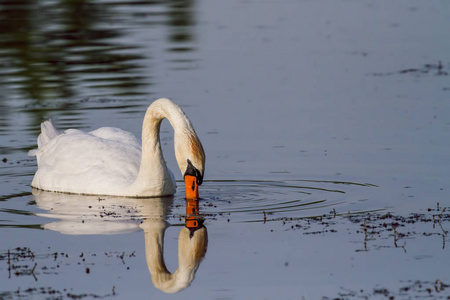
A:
184 175 199 200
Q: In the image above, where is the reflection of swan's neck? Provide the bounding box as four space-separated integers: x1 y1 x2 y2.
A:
142 221 207 293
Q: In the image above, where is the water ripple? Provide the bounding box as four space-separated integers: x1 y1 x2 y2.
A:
197 179 379 223
0 179 380 230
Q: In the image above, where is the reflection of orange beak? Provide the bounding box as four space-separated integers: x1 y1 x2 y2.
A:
184 175 199 200
186 198 200 228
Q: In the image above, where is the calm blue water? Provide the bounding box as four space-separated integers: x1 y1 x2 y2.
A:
0 0 449 299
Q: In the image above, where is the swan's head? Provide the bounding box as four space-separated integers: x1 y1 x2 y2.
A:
174 128 205 199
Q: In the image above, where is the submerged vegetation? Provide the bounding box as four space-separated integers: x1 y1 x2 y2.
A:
1 203 448 299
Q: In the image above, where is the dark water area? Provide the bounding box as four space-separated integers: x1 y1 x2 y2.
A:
0 0 195 100
0 0 450 299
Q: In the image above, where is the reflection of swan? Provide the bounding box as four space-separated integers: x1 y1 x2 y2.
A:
142 198 207 293
141 217 207 293
33 190 208 293
29 98 205 198
33 189 169 235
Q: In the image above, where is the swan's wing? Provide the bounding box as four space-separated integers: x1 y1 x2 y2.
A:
32 128 142 194
90 127 140 145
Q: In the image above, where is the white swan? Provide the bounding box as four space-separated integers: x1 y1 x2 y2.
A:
29 98 205 198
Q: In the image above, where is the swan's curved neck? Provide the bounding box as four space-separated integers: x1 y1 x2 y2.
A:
141 99 190 159
132 99 193 196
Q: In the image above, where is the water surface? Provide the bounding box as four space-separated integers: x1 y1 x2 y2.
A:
0 0 449 299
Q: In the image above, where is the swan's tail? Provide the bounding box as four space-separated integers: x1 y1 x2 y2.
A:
28 120 61 156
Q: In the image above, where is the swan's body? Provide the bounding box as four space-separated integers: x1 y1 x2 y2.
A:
29 98 205 197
